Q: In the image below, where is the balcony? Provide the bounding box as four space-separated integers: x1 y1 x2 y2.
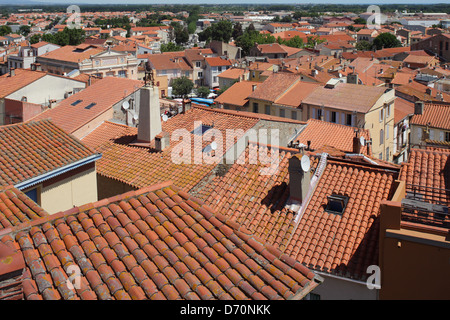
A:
401 184 450 229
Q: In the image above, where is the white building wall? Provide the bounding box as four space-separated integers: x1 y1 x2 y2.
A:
6 75 86 105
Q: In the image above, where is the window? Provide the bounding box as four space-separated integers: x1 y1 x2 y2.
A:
331 111 337 123
317 108 322 120
291 110 297 120
379 108 384 122
379 152 383 160
306 293 321 300
253 102 259 113
25 187 39 204
385 147 389 161
213 76 218 83
386 126 389 140
71 99 83 106
191 124 212 136
118 70 127 78
380 129 384 144
85 103 97 109
198 71 203 78
386 104 391 117
265 105 270 115
346 114 352 126
279 109 285 118
446 132 450 142
325 194 349 215
218 66 222 72
196 61 201 68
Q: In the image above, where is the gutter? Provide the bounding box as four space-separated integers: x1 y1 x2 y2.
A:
14 153 102 190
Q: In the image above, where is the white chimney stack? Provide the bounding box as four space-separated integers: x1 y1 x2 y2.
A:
137 85 161 143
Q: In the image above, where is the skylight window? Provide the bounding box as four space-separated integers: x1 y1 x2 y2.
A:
71 100 83 106
191 124 212 136
85 103 97 109
325 194 349 215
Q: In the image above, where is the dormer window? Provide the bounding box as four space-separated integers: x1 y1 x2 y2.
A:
325 194 349 215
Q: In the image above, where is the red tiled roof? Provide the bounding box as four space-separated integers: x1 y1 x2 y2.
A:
214 81 259 107
394 97 414 124
205 57 232 67
38 45 104 64
198 143 398 280
248 72 300 102
83 106 260 191
295 119 371 155
0 186 48 230
0 119 95 187
399 148 450 205
31 77 144 135
410 102 450 130
0 69 47 98
0 182 322 300
217 68 246 80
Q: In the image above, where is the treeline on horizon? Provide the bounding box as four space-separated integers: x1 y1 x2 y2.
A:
0 3 449 14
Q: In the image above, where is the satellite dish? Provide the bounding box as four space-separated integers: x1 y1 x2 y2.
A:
360 136 366 146
133 113 138 120
210 141 217 150
122 101 129 110
162 114 168 122
300 155 310 172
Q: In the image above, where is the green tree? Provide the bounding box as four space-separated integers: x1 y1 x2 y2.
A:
175 26 189 45
372 32 402 50
160 42 184 52
353 17 367 24
235 29 276 56
198 20 233 43
355 40 373 51
19 25 31 36
172 76 194 98
232 22 243 40
0 25 12 36
195 86 211 98
29 34 41 44
282 35 304 48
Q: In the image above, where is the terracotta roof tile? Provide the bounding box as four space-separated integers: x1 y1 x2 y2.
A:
410 102 450 131
38 45 103 63
0 69 47 98
0 182 322 299
295 119 371 155
31 77 144 135
214 81 259 107
198 143 398 280
248 72 300 102
0 120 95 187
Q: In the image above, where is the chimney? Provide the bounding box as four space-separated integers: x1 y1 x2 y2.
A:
414 101 424 115
0 242 25 300
288 153 311 203
137 85 161 143
353 129 361 154
9 68 15 77
155 132 170 151
252 84 257 91
347 72 359 84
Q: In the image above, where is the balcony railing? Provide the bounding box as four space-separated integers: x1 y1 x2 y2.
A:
401 184 450 229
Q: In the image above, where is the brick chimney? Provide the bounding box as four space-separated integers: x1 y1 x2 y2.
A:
353 129 362 154
137 85 161 143
288 152 311 203
0 242 25 300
